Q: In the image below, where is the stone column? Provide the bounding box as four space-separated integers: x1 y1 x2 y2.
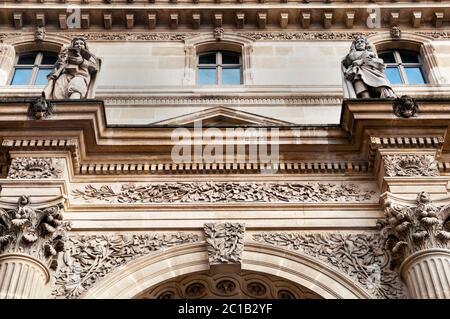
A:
399 249 450 299
0 195 69 299
0 254 50 299
379 192 450 299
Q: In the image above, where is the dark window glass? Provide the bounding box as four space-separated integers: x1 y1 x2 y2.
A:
405 67 425 84
379 52 396 64
10 68 33 85
222 52 240 65
199 53 216 65
41 53 58 65
385 67 402 84
400 51 420 64
17 53 37 65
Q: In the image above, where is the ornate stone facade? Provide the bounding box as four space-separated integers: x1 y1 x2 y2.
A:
392 95 419 118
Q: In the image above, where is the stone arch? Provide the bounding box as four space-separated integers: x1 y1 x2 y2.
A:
183 32 254 86
368 31 444 84
83 242 372 299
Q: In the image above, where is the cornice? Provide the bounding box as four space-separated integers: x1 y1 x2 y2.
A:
0 5 448 32
1 98 450 176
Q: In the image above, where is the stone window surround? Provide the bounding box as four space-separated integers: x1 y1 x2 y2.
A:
183 33 254 86
0 33 69 86
368 31 445 85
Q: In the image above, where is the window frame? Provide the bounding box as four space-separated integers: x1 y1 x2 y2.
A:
9 51 57 86
197 50 243 86
380 49 426 85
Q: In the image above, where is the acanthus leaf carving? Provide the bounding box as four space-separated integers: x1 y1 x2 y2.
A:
378 192 450 269
204 223 245 265
384 155 438 177
0 196 70 270
72 182 376 204
7 157 63 179
252 232 407 299
52 233 200 299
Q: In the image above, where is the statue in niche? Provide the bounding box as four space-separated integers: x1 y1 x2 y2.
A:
342 35 396 99
43 37 100 99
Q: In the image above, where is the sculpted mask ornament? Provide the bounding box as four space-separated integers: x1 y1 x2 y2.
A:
390 26 401 40
214 27 224 40
43 37 100 99
392 95 419 118
342 35 396 99
28 94 55 119
34 27 46 42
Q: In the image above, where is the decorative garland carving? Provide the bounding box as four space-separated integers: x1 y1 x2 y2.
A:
52 233 200 298
72 182 376 204
0 196 70 270
204 223 244 265
384 155 438 177
8 157 63 179
378 192 450 269
252 232 406 299
138 271 321 299
238 31 377 41
72 32 200 41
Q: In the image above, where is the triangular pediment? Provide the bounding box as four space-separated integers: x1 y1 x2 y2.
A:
150 106 292 126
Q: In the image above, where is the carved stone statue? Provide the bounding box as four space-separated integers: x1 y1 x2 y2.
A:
43 37 100 99
342 35 396 99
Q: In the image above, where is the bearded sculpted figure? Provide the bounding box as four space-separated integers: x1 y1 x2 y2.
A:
342 35 396 99
43 37 100 99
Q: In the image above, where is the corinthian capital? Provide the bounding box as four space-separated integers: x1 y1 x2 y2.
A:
378 192 450 268
0 196 70 270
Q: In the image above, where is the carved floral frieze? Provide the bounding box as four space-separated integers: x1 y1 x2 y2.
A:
252 232 406 299
72 182 376 204
205 223 245 265
0 196 70 270
8 157 62 179
384 155 438 177
52 233 200 298
238 31 377 41
378 192 450 268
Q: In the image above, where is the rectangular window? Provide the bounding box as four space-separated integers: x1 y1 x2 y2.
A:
35 68 53 86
